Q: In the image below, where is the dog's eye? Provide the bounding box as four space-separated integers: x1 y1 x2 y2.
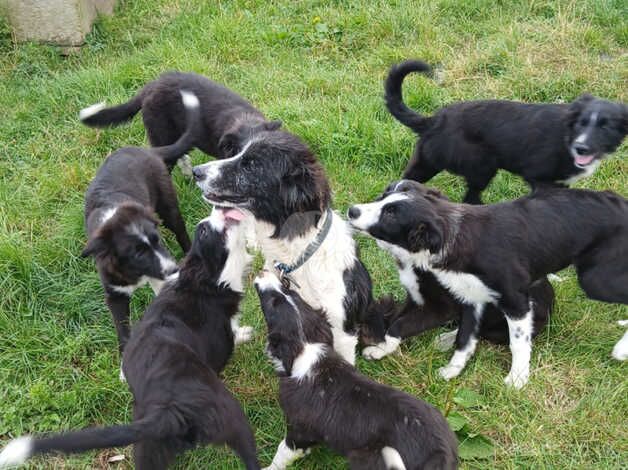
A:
240 157 254 169
148 233 159 245
134 243 148 257
383 205 397 216
597 117 607 127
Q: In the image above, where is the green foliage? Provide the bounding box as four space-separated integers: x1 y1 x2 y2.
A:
0 0 626 469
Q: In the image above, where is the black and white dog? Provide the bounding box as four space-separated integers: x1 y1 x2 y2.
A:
81 90 199 355
355 185 554 360
192 130 378 365
348 180 628 388
386 59 628 204
0 209 258 470
254 271 458 470
80 71 281 174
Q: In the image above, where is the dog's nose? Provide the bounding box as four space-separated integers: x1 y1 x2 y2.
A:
347 206 361 219
192 166 205 181
573 143 591 156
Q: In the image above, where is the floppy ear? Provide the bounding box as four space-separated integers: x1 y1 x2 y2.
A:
566 94 594 129
217 133 239 158
408 221 443 253
281 163 318 212
81 236 107 258
264 120 282 131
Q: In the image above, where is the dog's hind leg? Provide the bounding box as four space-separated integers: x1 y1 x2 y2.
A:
402 147 441 183
439 304 483 380
576 244 628 304
263 436 313 470
133 440 177 470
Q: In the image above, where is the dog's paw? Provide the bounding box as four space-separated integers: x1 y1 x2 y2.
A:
548 273 565 283
362 345 390 360
178 154 193 178
434 329 458 352
612 330 628 361
504 370 529 389
617 320 628 327
119 366 126 383
438 365 462 380
234 325 254 345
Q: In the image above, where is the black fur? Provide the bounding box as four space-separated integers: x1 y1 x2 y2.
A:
82 92 198 353
255 272 458 470
7 217 259 469
80 71 281 161
385 59 628 204
350 180 628 382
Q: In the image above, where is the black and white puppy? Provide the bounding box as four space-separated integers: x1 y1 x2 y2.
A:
254 271 458 470
348 180 628 388
0 209 258 470
355 185 554 360
79 71 281 174
192 131 377 365
81 90 199 354
386 59 628 204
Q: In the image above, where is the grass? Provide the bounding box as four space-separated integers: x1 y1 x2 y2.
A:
0 0 626 468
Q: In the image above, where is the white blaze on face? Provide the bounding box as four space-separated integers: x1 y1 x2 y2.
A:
194 140 254 195
349 193 408 231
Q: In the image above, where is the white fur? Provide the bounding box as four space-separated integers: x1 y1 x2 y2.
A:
0 436 33 468
431 268 499 306
398 262 424 305
291 343 326 380
439 335 478 380
177 154 193 177
255 212 360 365
574 111 598 145
381 446 407 470
195 140 255 192
231 315 254 345
612 321 628 361
504 309 534 389
559 159 601 185
100 206 118 225
119 361 126 382
434 329 458 352
79 101 106 121
362 335 401 360
218 226 252 293
179 90 200 109
263 439 309 470
349 193 409 231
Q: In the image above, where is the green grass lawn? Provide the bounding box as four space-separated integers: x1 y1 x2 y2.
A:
0 0 626 468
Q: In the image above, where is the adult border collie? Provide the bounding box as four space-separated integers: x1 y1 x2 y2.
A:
254 271 457 470
192 131 378 365
79 71 281 173
354 185 554 360
0 209 259 470
348 180 627 388
385 59 628 204
81 90 199 355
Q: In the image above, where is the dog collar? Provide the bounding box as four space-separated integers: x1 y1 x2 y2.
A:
273 207 334 289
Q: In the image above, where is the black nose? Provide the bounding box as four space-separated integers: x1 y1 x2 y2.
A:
573 143 591 156
192 166 205 181
347 206 361 219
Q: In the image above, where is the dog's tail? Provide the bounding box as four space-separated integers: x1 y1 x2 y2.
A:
384 60 434 134
0 415 174 468
79 91 144 128
151 90 201 166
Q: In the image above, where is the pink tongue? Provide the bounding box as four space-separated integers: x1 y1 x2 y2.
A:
223 208 246 221
575 155 594 166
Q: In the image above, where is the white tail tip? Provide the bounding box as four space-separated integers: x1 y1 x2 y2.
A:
0 436 33 468
79 102 106 121
180 90 200 109
381 446 406 470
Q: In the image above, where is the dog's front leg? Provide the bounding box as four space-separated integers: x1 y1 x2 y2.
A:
439 303 483 380
263 437 313 470
105 292 131 381
503 300 534 389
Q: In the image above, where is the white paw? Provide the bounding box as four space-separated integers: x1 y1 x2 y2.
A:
119 366 126 383
234 325 254 345
617 320 628 327
178 154 193 177
504 370 529 389
434 329 457 352
438 365 462 380
548 273 565 283
362 345 389 360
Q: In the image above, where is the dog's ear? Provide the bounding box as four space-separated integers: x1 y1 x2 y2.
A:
424 187 448 201
81 235 107 258
264 120 282 131
408 220 443 253
566 94 594 129
218 133 239 158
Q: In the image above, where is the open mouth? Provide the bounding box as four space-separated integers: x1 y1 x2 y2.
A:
202 191 249 207
570 147 599 169
214 205 247 224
